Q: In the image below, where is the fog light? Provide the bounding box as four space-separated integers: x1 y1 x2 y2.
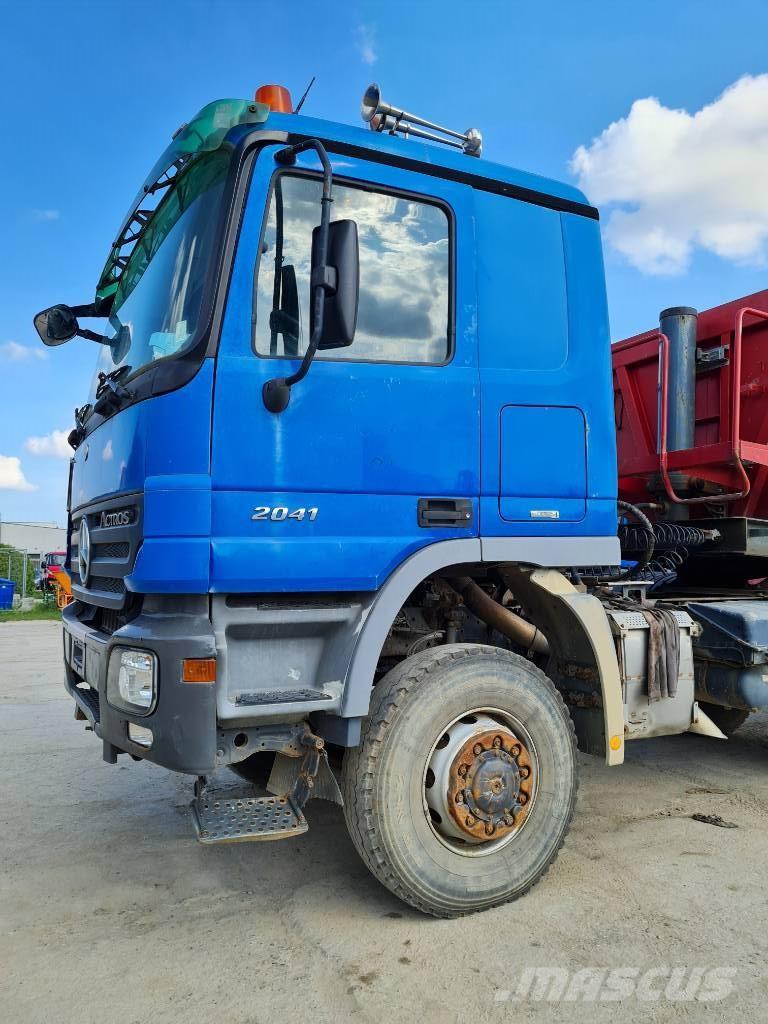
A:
108 648 157 714
128 723 153 748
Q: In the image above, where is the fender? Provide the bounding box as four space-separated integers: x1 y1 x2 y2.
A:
501 566 625 765
339 538 624 769
340 539 481 718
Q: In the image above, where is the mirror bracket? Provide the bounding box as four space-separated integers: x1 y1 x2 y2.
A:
262 138 334 414
310 264 338 294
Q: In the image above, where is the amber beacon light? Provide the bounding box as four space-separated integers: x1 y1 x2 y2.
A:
254 84 293 112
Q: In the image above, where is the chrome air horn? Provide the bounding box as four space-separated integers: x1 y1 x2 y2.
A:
360 83 482 157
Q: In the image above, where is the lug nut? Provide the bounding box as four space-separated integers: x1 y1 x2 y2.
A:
465 815 476 827
511 745 521 757
455 792 463 804
458 764 468 777
520 766 530 779
492 736 502 748
518 793 528 805
503 814 514 827
485 822 495 836
473 743 483 756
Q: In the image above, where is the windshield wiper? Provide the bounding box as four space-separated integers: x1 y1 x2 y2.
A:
94 366 134 416
95 365 132 394
67 403 92 450
65 368 133 450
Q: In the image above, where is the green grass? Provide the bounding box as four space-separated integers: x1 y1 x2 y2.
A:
0 603 63 623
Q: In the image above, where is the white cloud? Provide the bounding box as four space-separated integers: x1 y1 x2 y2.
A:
571 74 768 275
0 455 36 491
357 24 377 65
24 430 71 459
31 208 60 222
1 340 47 361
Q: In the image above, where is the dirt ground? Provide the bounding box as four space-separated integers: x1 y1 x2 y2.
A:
1 620 766 1023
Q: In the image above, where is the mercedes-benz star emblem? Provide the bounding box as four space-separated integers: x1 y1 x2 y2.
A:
79 517 91 587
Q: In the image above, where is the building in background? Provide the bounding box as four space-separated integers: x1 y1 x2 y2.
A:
0 520 66 565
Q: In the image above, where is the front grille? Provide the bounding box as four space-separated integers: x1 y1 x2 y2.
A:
89 575 125 595
70 495 142 611
95 541 129 559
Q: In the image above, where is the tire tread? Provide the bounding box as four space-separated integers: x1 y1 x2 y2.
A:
342 644 578 918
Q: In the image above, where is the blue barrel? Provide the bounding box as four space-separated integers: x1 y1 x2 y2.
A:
0 578 15 609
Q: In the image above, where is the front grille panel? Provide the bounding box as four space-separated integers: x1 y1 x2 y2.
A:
95 541 130 560
70 495 142 611
88 575 125 594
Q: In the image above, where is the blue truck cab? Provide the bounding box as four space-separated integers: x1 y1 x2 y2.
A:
38 86 627 916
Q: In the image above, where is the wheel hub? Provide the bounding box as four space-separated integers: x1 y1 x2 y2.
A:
447 728 534 840
425 713 536 848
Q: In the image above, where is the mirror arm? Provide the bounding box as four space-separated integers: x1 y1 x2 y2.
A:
74 297 115 345
263 138 334 414
76 327 113 345
70 299 111 319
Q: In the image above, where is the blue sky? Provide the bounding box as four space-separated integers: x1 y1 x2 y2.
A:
2 0 768 524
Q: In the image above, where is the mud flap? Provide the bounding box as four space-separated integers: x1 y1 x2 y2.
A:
688 702 728 739
267 750 344 806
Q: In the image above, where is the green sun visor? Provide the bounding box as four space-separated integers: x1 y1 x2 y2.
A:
95 98 269 301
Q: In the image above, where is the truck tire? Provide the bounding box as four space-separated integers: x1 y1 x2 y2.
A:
342 643 578 917
699 702 750 736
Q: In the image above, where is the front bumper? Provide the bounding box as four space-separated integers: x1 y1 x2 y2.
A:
62 595 218 774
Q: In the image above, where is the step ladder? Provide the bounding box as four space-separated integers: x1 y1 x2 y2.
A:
192 787 308 843
190 729 341 844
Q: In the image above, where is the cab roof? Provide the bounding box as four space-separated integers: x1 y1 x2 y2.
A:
96 97 596 302
246 110 596 218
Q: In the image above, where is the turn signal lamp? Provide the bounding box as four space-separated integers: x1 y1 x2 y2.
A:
182 658 217 683
254 84 293 113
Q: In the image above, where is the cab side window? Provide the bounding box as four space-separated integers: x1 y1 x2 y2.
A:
253 174 450 364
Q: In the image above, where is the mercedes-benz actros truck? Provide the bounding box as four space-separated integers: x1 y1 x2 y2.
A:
34 82 768 917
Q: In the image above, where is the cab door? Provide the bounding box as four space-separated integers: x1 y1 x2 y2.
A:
475 190 589 536
211 143 479 592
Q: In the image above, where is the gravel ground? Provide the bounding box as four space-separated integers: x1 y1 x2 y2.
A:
1 620 766 1023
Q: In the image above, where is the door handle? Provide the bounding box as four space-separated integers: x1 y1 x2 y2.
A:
417 498 473 528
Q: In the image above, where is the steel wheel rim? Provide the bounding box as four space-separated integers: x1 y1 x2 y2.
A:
422 705 540 858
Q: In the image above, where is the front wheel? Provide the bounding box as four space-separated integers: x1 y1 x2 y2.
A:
342 644 578 917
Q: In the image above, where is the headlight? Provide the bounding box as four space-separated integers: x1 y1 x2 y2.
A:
107 648 157 714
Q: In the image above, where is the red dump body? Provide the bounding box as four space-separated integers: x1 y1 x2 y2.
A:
613 289 768 519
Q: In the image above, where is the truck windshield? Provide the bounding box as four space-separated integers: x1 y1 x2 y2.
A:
89 149 229 398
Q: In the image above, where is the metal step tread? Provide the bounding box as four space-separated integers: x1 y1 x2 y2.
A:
191 789 308 843
72 684 100 723
235 688 334 706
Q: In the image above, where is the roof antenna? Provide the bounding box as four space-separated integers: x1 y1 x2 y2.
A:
293 76 316 114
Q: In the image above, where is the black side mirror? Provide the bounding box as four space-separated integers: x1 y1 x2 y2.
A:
33 299 114 349
311 219 359 350
33 305 79 346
